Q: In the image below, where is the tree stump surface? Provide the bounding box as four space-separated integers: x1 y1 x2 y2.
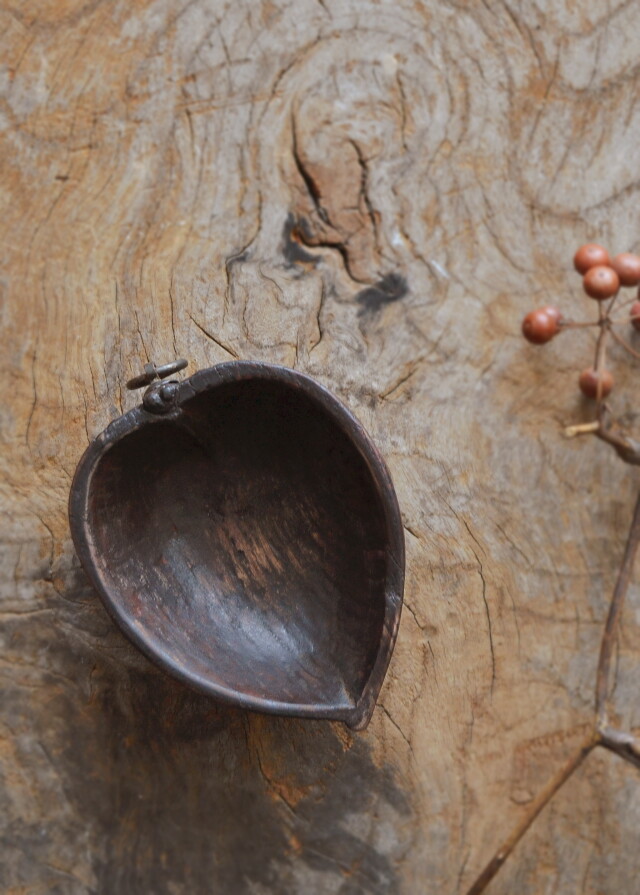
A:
2 2 640 892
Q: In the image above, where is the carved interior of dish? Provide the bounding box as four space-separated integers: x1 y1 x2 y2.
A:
80 374 400 722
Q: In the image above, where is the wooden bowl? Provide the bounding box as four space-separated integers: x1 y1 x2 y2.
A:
69 362 404 729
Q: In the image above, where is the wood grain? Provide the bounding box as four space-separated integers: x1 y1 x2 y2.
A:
2 1 640 892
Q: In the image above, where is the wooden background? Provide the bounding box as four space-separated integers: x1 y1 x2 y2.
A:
2 1 640 892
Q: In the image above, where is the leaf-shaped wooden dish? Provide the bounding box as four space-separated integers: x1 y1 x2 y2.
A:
69 362 404 729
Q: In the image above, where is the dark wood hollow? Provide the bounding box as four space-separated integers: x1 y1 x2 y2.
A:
86 376 394 718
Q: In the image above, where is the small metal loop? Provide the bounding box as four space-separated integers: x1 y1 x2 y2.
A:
155 359 188 380
126 359 188 391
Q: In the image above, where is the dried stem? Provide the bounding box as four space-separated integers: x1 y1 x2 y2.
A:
611 293 639 315
595 408 640 466
465 735 598 895
609 325 640 361
466 279 640 894
599 727 640 772
595 486 640 724
564 421 600 438
610 311 640 324
559 319 599 329
466 487 640 895
594 307 609 403
606 290 621 318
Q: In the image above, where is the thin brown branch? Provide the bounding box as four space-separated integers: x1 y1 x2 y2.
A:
558 319 599 329
609 325 640 361
606 290 621 318
594 308 609 403
611 293 639 316
466 469 640 895
595 486 640 724
594 407 640 466
599 727 640 772
610 311 640 324
467 264 640 895
465 735 598 895
596 429 640 465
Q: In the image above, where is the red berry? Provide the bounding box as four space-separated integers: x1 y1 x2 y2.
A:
574 243 610 274
541 305 562 323
611 253 640 287
630 301 640 332
579 368 614 399
522 308 561 344
583 265 619 300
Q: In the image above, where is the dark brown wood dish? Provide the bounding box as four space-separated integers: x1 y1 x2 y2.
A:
69 362 404 729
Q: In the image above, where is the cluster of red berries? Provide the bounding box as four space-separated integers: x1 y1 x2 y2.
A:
521 244 640 399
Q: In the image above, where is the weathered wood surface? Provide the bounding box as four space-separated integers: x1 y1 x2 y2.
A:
2 1 640 892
